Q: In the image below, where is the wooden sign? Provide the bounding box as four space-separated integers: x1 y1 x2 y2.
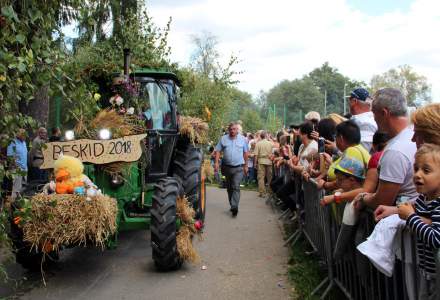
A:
40 134 148 169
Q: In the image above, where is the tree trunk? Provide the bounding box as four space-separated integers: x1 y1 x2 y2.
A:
19 86 50 127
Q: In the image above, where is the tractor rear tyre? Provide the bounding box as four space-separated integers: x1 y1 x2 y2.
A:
172 145 206 221
150 177 183 271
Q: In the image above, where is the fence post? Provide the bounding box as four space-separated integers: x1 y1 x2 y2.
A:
311 204 337 299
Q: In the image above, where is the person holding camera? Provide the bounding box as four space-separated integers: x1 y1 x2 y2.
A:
288 122 318 176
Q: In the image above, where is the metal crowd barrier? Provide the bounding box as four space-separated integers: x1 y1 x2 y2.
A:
280 178 440 300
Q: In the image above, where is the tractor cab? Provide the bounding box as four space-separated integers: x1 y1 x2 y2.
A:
130 69 180 181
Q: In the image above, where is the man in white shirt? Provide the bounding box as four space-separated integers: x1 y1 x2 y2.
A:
348 88 377 152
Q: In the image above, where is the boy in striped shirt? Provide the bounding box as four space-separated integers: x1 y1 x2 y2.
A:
398 143 440 300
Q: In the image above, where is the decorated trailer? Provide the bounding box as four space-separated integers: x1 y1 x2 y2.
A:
9 49 207 272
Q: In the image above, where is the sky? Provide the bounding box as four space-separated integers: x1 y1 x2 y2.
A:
143 0 440 100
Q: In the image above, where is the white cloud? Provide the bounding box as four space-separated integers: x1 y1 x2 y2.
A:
147 0 440 100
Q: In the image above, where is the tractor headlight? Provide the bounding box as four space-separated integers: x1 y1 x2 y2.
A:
98 128 111 140
110 174 124 188
65 130 75 141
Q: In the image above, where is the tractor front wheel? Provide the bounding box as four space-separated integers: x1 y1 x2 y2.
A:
173 145 206 221
150 177 182 271
9 204 58 270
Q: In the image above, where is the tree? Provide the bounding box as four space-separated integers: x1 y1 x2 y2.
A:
262 63 366 127
307 62 365 115
190 31 220 78
76 0 110 45
0 0 84 279
178 69 234 142
265 78 323 126
370 65 431 107
241 109 264 134
226 88 254 122
180 31 241 142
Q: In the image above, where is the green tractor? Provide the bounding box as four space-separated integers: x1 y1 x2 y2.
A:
10 49 207 271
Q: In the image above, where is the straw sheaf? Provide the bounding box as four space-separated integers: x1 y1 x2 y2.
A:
179 116 209 145
175 196 201 263
22 194 118 252
76 109 145 140
202 159 213 181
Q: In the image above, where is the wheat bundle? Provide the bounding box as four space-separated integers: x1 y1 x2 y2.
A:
176 226 199 263
179 116 209 145
76 109 146 140
202 159 213 181
22 194 118 252
175 196 201 263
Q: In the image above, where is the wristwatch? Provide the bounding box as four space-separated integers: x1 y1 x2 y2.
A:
334 191 342 204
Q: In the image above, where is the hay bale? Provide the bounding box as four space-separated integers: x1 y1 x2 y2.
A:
22 194 118 252
179 116 209 145
175 196 201 263
176 226 200 263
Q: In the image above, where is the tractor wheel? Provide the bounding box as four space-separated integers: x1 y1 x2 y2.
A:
172 145 206 221
150 177 183 271
9 221 58 271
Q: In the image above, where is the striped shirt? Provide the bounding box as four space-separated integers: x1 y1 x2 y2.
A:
406 194 440 276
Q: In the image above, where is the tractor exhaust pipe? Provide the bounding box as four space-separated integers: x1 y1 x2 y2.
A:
123 48 131 78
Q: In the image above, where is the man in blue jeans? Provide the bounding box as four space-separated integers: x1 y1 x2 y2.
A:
214 122 249 217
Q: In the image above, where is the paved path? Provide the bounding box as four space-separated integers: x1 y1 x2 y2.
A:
3 187 290 300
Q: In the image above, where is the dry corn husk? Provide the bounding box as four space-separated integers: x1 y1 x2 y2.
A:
176 196 201 263
179 116 209 145
22 194 118 252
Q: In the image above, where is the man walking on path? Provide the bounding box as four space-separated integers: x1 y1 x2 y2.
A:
348 87 377 152
254 131 274 197
214 122 249 217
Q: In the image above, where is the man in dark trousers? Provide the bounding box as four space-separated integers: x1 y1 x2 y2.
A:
214 122 249 217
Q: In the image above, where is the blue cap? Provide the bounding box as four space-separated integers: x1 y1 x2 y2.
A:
350 88 369 101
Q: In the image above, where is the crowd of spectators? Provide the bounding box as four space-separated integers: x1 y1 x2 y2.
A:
212 87 439 300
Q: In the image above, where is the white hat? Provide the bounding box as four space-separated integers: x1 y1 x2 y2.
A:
305 111 321 121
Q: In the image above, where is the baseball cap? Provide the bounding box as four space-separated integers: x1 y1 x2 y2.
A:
350 88 370 101
334 156 365 179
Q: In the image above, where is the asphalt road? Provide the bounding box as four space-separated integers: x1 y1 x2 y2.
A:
2 186 290 300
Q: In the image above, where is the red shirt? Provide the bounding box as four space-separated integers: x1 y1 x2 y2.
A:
367 151 383 169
